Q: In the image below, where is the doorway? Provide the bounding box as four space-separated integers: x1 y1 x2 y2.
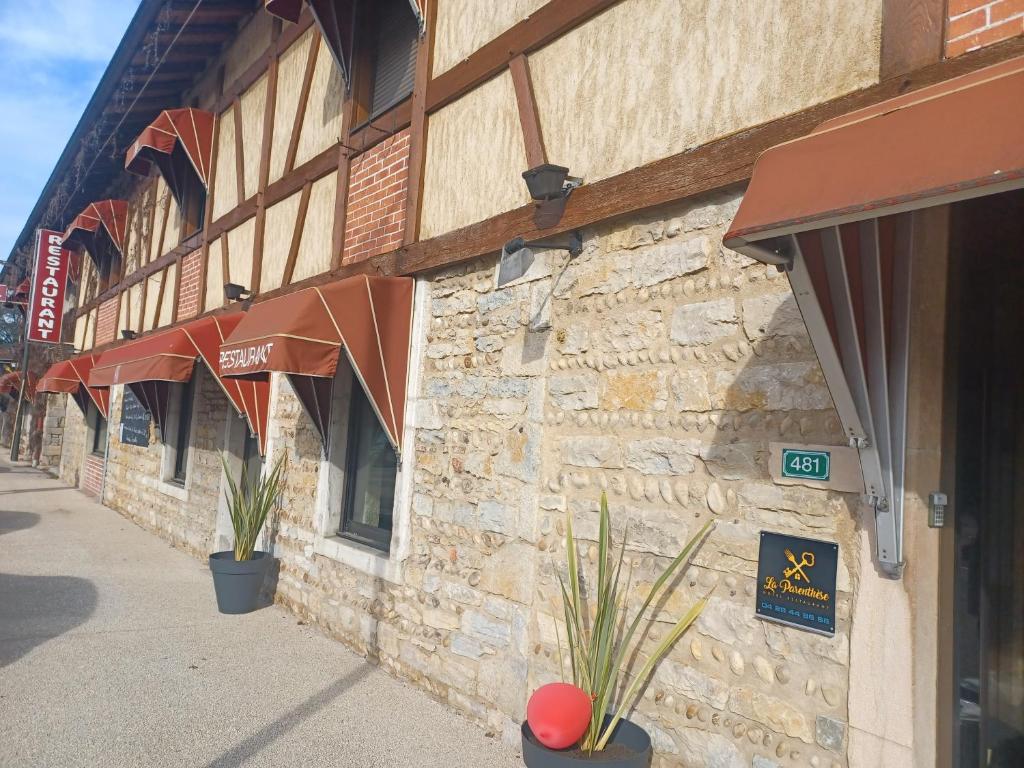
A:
951 191 1024 768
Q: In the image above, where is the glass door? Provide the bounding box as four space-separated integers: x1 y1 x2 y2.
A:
952 192 1024 768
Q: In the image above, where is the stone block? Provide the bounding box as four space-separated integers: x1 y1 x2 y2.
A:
671 298 738 346
600 371 668 411
625 236 711 288
742 291 805 340
625 438 699 475
462 609 511 647
547 372 598 411
712 362 832 411
563 436 623 469
670 369 712 411
816 715 846 752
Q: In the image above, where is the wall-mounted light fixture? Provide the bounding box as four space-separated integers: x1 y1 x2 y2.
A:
121 329 137 340
522 164 583 229
497 231 583 289
224 282 251 302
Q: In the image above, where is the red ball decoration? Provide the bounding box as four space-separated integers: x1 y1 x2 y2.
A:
527 683 593 750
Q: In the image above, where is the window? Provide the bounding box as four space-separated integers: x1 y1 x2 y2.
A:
352 0 418 125
166 144 206 238
88 402 107 457
339 376 398 551
240 428 263 488
167 375 196 485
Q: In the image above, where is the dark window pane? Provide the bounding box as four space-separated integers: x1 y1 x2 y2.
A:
340 381 397 550
241 428 263 490
90 403 107 456
369 0 417 117
173 376 195 483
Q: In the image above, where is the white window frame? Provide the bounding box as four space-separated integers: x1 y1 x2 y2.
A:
307 277 427 584
157 369 199 499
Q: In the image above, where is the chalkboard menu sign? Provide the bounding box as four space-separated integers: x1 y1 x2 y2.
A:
755 531 838 636
119 387 151 447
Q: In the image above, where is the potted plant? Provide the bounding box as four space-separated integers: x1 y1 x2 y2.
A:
522 493 714 767
208 452 285 614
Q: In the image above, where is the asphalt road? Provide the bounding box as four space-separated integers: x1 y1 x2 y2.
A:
0 457 520 768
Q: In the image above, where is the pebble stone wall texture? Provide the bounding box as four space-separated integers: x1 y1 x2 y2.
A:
55 188 863 768
38 394 65 470
100 369 232 558
59 401 87 488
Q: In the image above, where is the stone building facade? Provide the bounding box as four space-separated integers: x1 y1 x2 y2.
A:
13 2 1024 768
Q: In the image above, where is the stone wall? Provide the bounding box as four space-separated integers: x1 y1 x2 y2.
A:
59 399 87 488
38 394 65 471
102 368 229 558
253 188 860 768
53 188 862 767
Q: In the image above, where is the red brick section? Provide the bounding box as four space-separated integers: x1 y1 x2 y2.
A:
94 295 120 347
342 128 411 265
177 249 203 320
81 453 104 497
947 0 1024 57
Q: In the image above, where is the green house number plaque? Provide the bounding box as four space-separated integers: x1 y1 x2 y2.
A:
781 448 830 481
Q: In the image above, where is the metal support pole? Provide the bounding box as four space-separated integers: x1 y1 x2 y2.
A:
10 334 31 462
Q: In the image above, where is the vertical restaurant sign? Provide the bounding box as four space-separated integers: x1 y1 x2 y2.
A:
755 531 838 636
27 229 70 344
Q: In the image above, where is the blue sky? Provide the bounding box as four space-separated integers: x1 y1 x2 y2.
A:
0 0 139 262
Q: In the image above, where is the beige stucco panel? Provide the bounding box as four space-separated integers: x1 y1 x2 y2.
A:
432 0 546 77
290 172 337 284
205 238 225 313
295 36 343 170
226 217 256 293
223 11 273 86
143 273 161 332
530 0 882 185
212 106 238 221
73 315 87 352
420 71 530 239
270 29 314 185
127 282 144 332
240 75 268 201
261 190 302 292
158 262 177 329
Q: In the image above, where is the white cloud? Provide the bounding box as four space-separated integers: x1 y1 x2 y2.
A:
0 0 138 259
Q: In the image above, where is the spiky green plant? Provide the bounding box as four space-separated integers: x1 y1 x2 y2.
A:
220 451 286 561
556 492 713 753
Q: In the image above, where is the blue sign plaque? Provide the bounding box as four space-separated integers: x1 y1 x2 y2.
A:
755 531 838 636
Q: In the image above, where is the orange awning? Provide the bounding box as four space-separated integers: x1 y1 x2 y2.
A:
125 108 215 188
90 314 270 454
219 275 413 450
722 55 1024 579
37 355 108 417
63 200 129 256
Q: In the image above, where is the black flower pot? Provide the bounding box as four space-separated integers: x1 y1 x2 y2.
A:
208 551 273 614
522 715 652 768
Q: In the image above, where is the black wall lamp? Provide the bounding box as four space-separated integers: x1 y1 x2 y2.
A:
522 163 582 228
121 329 137 340
497 231 583 288
224 282 251 302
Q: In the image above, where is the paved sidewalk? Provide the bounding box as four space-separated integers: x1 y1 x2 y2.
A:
0 457 521 768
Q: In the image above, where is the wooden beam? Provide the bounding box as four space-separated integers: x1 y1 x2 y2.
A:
281 181 313 286
426 0 622 114
213 12 315 114
76 32 1024 321
284 30 322 175
881 0 947 78
403 0 437 246
508 54 546 168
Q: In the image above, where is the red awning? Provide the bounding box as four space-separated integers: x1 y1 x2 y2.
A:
265 0 302 22
264 1 356 86
219 275 413 451
722 55 1024 579
37 355 108 417
63 200 129 256
0 371 25 397
725 56 1024 251
125 108 215 188
90 314 271 453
